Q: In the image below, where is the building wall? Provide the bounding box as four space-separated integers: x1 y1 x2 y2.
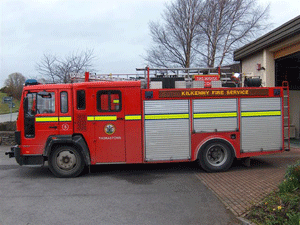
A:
237 18 300 139
264 49 276 87
241 51 266 86
241 49 299 138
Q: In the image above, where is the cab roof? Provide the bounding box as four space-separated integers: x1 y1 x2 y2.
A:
23 80 141 91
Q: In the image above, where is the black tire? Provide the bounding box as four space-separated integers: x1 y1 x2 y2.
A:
198 141 234 172
48 146 85 178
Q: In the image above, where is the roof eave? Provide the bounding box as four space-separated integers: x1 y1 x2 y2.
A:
234 15 300 61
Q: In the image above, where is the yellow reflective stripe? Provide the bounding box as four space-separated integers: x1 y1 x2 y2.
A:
87 116 95 121
145 114 189 120
94 116 117 121
59 116 72 122
87 116 117 121
125 115 141 120
36 117 58 122
241 111 281 117
113 99 120 104
194 112 237 119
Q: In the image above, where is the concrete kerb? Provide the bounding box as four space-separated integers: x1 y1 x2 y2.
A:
237 217 255 225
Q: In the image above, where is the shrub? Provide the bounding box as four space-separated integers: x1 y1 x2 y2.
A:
279 160 300 194
246 161 300 225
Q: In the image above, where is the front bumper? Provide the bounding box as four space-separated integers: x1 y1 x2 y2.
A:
5 146 22 165
5 146 44 166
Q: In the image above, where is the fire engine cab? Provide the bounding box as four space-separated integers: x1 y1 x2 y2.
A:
6 68 290 177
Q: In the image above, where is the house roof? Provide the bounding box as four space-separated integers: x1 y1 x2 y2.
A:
234 15 300 61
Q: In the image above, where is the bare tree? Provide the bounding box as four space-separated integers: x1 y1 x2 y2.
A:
198 0 269 67
36 53 57 83
36 49 95 83
146 0 269 68
145 0 205 68
4 73 26 100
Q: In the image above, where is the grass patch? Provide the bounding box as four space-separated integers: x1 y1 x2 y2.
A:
0 92 20 114
245 161 300 225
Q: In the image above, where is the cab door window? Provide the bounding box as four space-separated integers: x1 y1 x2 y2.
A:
26 93 37 116
37 92 55 114
24 93 37 137
60 91 68 113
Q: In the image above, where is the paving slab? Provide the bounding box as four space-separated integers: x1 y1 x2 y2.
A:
195 147 300 216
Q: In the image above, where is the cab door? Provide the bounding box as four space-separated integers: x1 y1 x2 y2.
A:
92 89 125 163
23 90 59 154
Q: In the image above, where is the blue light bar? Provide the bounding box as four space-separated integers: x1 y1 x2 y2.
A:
25 79 39 86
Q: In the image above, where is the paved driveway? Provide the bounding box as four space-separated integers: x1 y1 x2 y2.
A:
196 147 300 216
0 146 238 225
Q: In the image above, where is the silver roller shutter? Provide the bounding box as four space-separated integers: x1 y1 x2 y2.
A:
144 100 190 161
241 98 282 152
193 99 238 133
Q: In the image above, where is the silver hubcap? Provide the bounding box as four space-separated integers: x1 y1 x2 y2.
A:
206 145 228 166
56 150 77 170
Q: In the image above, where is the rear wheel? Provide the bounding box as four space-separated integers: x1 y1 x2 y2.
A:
198 141 234 172
48 146 85 178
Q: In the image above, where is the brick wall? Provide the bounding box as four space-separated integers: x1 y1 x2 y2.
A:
0 121 16 146
0 131 16 146
0 121 16 131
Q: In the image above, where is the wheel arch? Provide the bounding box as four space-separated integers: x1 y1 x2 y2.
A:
44 134 91 166
196 137 237 160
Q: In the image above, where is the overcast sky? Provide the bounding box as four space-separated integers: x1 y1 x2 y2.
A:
0 0 299 87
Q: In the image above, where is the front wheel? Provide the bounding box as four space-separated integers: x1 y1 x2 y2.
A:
48 146 85 178
198 141 234 172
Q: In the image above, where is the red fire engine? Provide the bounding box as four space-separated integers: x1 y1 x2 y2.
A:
6 68 290 177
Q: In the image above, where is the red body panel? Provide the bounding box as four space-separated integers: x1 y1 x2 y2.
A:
17 80 287 166
124 87 143 163
141 86 286 161
58 89 74 136
72 86 95 163
72 81 142 165
93 87 126 163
